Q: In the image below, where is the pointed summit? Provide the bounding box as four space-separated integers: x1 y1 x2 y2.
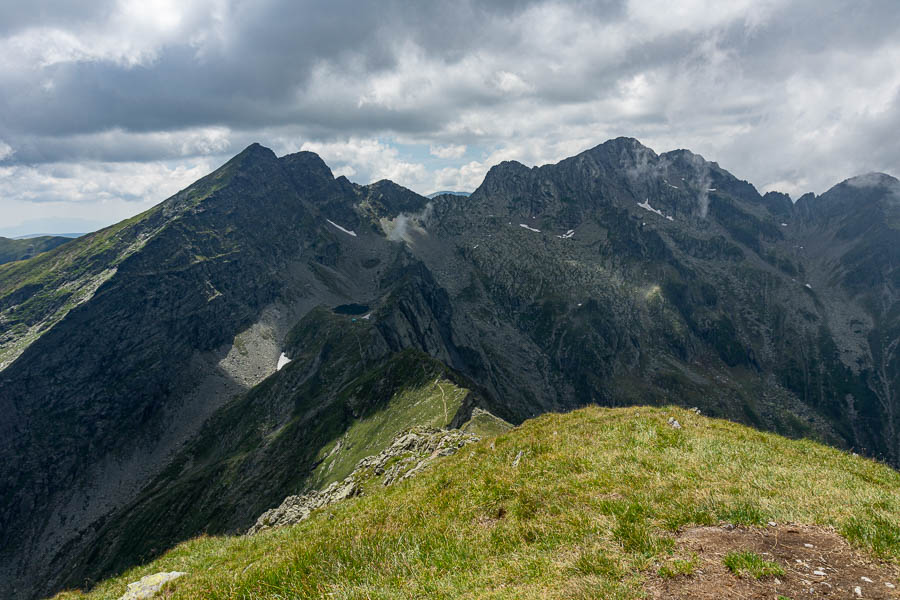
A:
234 142 278 163
578 136 657 167
477 160 532 196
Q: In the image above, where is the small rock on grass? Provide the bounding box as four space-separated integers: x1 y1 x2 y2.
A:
119 572 186 600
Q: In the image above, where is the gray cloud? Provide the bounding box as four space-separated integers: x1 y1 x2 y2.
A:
0 0 899 231
0 0 117 35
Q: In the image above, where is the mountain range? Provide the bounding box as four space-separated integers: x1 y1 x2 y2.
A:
1 137 898 598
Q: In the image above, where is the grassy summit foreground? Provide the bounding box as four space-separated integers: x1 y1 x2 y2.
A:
56 406 900 599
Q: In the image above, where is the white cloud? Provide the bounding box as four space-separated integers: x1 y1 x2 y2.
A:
299 138 430 192
0 0 225 68
625 0 784 35
0 158 212 231
493 71 532 95
429 144 466 159
331 164 356 178
0 140 13 161
433 160 491 192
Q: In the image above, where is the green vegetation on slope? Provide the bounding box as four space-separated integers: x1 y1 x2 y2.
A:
55 406 900 599
308 370 470 489
0 207 163 369
0 236 72 265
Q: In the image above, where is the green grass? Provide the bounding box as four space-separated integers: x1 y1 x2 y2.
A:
722 550 785 579
0 235 72 265
309 375 469 488
657 555 699 578
461 408 514 437
54 406 900 599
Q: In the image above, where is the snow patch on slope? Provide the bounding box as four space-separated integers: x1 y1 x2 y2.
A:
637 199 674 221
326 220 357 237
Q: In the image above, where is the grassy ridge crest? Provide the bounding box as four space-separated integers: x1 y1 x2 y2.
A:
55 405 900 599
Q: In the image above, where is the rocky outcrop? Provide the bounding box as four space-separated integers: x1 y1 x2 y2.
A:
118 571 186 600
249 427 479 534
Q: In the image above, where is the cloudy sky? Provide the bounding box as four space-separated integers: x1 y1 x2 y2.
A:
0 0 898 235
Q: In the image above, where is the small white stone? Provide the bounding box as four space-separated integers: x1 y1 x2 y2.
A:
804 543 814 548
861 576 873 583
768 521 777 527
813 570 826 576
854 585 862 596
885 582 895 588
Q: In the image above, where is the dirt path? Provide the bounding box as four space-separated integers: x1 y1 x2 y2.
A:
647 524 900 599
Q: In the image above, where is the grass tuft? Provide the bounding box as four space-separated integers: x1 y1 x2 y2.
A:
723 550 785 579
841 514 900 559
657 555 699 578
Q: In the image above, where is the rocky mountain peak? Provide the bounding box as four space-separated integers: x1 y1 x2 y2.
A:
587 136 654 156
279 150 335 183
361 179 431 217
822 172 900 202
476 160 533 195
811 171 900 225
575 136 658 173
842 171 900 189
230 142 279 167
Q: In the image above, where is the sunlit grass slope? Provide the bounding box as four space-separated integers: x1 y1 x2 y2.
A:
55 406 900 599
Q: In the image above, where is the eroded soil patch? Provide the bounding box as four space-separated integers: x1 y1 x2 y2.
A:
648 524 900 599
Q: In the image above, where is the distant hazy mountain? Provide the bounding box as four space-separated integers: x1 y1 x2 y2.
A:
12 232 86 239
0 216 104 239
2 138 899 598
0 235 72 265
427 190 471 198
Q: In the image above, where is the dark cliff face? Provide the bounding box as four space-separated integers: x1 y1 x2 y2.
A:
1 140 898 599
